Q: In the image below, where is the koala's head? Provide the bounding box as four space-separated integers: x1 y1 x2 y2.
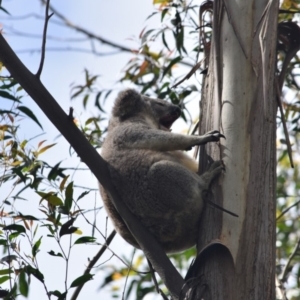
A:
112 89 181 130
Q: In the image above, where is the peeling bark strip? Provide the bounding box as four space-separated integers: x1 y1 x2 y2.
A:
196 0 277 299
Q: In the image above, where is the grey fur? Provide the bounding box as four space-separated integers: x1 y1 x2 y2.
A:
100 89 224 253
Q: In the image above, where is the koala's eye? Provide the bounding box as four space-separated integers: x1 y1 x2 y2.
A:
155 102 165 107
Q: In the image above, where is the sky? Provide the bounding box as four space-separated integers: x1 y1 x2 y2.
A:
2 1 300 300
0 1 167 299
0 1 205 299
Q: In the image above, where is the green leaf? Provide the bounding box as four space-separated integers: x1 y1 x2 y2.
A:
9 232 22 240
3 224 26 233
83 94 89 108
70 274 94 288
59 175 69 192
16 214 39 221
77 191 90 201
0 269 12 275
0 255 18 264
74 236 96 245
37 192 64 206
17 106 43 130
64 182 73 213
24 265 44 283
141 29 155 46
0 276 10 284
38 143 56 155
0 110 17 115
33 225 39 238
48 250 63 258
0 79 18 89
47 161 66 181
19 270 28 297
49 290 62 297
162 56 181 79
103 90 112 103
161 8 169 21
71 86 84 99
162 31 170 51
146 11 158 20
49 290 67 300
0 91 19 102
0 239 8 246
95 91 105 112
153 0 171 3
59 218 77 237
32 236 42 258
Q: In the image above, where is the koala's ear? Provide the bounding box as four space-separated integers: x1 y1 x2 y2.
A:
112 89 142 119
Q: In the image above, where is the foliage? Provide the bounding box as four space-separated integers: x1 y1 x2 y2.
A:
0 76 104 299
0 0 300 299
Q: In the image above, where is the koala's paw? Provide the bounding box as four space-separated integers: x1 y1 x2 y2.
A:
202 160 225 186
208 160 225 174
204 130 225 142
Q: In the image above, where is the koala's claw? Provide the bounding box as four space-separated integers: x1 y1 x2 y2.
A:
218 133 226 139
205 130 225 141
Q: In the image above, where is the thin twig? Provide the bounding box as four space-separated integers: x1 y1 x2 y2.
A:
18 47 120 57
70 230 116 300
276 275 288 300
5 26 89 42
147 258 160 293
276 199 300 221
39 0 194 68
24 231 51 300
6 232 13 293
40 0 134 52
171 60 203 88
122 249 136 300
36 0 53 78
280 237 300 282
71 200 146 272
147 258 169 300
275 80 294 168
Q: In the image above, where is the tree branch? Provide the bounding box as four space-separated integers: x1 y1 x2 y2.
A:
0 33 184 299
36 0 53 78
275 80 294 168
276 199 300 221
17 47 120 57
40 0 136 53
39 0 194 68
280 237 300 283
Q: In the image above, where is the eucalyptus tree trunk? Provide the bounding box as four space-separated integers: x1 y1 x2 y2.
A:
194 1 278 299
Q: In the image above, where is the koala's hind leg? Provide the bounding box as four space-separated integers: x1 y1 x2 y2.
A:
199 160 224 195
145 161 208 250
146 160 223 212
147 161 207 212
144 160 223 251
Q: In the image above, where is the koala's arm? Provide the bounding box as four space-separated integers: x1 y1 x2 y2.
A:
114 126 224 151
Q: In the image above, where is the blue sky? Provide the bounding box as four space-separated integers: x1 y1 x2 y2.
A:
1 1 163 299
0 1 206 299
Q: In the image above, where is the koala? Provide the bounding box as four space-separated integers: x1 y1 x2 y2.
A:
99 89 224 253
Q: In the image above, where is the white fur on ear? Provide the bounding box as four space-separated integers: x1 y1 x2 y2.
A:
112 89 142 119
